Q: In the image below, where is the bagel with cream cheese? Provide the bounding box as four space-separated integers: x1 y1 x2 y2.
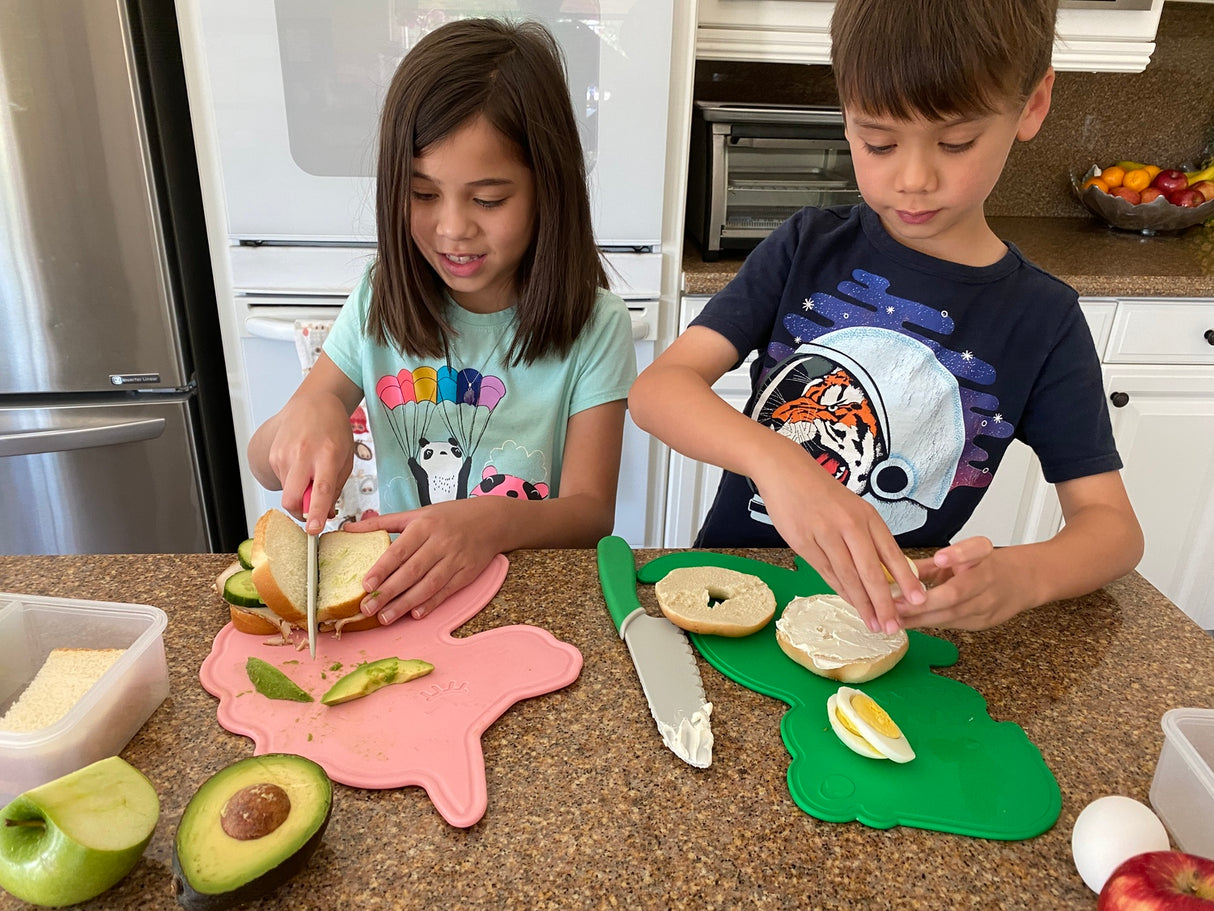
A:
654 566 777 636
775 594 908 683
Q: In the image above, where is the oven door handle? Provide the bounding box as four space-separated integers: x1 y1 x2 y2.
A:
246 316 308 342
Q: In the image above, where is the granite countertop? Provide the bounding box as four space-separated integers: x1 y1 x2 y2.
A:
682 217 1214 298
2 550 1214 910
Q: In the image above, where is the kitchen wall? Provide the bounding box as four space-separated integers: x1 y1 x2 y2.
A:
692 0 1214 218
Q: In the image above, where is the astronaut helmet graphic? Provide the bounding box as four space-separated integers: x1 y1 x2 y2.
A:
746 326 967 535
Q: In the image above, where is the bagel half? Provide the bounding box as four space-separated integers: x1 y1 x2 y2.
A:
775 594 908 683
654 566 777 636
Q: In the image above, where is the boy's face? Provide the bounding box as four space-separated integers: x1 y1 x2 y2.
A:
842 72 1053 266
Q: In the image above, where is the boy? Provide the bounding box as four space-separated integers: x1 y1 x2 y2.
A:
629 0 1143 633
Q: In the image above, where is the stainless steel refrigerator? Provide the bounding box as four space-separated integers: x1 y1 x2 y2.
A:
0 0 244 554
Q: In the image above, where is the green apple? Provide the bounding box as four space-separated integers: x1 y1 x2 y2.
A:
0 756 159 907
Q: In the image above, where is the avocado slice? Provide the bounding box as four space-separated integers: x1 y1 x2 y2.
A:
245 657 313 703
320 657 433 706
171 754 331 911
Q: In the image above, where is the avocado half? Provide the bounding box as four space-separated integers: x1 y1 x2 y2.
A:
171 753 332 911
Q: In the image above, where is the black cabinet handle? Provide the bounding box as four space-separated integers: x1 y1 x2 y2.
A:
1110 391 1130 408
1205 329 1214 346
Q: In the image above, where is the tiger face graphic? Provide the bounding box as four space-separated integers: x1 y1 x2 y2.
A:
768 366 884 495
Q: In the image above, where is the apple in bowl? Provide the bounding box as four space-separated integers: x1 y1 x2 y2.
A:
1099 851 1214 910
1151 169 1190 195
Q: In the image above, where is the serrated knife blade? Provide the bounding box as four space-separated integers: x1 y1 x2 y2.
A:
597 536 713 768
302 483 318 660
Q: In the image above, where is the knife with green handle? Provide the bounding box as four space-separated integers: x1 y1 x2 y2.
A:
597 535 713 768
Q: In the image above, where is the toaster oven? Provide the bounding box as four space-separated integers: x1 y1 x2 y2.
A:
687 101 861 261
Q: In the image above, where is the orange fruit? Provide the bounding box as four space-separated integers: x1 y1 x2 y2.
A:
1100 165 1126 189
1123 168 1152 192
1144 164 1162 179
1082 176 1110 193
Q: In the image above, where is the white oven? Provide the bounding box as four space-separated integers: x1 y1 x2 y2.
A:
177 0 675 544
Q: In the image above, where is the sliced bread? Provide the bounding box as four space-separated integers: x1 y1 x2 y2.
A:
0 648 125 732
249 509 390 630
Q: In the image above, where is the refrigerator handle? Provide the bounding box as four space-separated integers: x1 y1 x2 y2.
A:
0 417 166 458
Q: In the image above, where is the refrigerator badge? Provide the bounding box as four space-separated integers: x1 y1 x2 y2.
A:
109 374 162 386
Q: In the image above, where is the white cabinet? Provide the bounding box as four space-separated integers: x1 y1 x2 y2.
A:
696 0 1165 73
1102 364 1214 628
961 297 1214 628
663 295 753 546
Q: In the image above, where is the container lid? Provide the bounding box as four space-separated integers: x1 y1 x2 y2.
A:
1160 708 1214 793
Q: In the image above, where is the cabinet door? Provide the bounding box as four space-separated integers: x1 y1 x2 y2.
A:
1104 365 1214 629
663 295 752 547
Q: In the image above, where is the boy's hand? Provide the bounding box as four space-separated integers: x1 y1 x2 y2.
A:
345 499 505 624
754 445 925 634
895 537 1033 630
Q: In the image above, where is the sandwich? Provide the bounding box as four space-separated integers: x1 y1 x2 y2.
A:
217 509 390 642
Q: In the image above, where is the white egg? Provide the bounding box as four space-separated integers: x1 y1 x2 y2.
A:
1071 795 1171 893
827 692 884 759
828 686 915 763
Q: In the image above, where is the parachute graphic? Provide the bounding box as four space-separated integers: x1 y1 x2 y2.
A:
375 365 506 462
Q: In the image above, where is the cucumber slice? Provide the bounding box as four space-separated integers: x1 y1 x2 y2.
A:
237 538 254 570
223 569 264 607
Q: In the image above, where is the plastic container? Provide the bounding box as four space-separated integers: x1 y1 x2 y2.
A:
1150 708 1214 859
0 592 169 804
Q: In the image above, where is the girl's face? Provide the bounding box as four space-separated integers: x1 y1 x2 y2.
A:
409 115 537 314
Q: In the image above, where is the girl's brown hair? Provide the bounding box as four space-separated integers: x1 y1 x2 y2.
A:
371 18 607 365
830 0 1057 120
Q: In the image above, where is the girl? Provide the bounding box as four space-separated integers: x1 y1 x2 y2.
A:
249 18 636 623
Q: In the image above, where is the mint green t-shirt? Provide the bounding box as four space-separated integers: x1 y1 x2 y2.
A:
324 273 636 511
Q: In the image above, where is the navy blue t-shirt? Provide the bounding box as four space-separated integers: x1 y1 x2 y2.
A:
691 204 1121 549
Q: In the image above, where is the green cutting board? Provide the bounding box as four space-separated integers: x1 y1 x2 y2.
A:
635 550 1061 840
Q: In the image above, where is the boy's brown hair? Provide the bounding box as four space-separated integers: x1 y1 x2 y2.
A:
372 18 606 365
830 0 1058 120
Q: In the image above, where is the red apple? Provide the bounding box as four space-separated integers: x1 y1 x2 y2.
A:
1110 186 1141 204
1139 187 1165 204
1168 188 1206 208
1191 180 1214 203
1098 851 1214 910
1152 169 1189 194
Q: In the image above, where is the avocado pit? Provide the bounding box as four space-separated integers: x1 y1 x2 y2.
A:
221 783 291 840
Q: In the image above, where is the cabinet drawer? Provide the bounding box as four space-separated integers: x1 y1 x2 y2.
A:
1105 299 1214 365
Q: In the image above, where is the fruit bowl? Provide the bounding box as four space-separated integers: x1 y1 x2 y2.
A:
1072 166 1214 234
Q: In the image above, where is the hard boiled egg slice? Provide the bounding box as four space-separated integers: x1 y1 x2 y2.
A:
826 691 885 759
830 686 915 763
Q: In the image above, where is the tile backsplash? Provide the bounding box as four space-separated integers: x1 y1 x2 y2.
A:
692 1 1214 218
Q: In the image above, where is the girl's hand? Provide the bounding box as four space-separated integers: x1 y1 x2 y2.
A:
894 537 1033 630
344 499 507 624
248 356 363 533
751 441 925 635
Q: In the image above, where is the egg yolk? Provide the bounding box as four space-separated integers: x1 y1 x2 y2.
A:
850 692 903 740
834 706 864 737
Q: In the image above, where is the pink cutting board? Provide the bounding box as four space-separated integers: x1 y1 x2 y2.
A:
198 555 582 828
